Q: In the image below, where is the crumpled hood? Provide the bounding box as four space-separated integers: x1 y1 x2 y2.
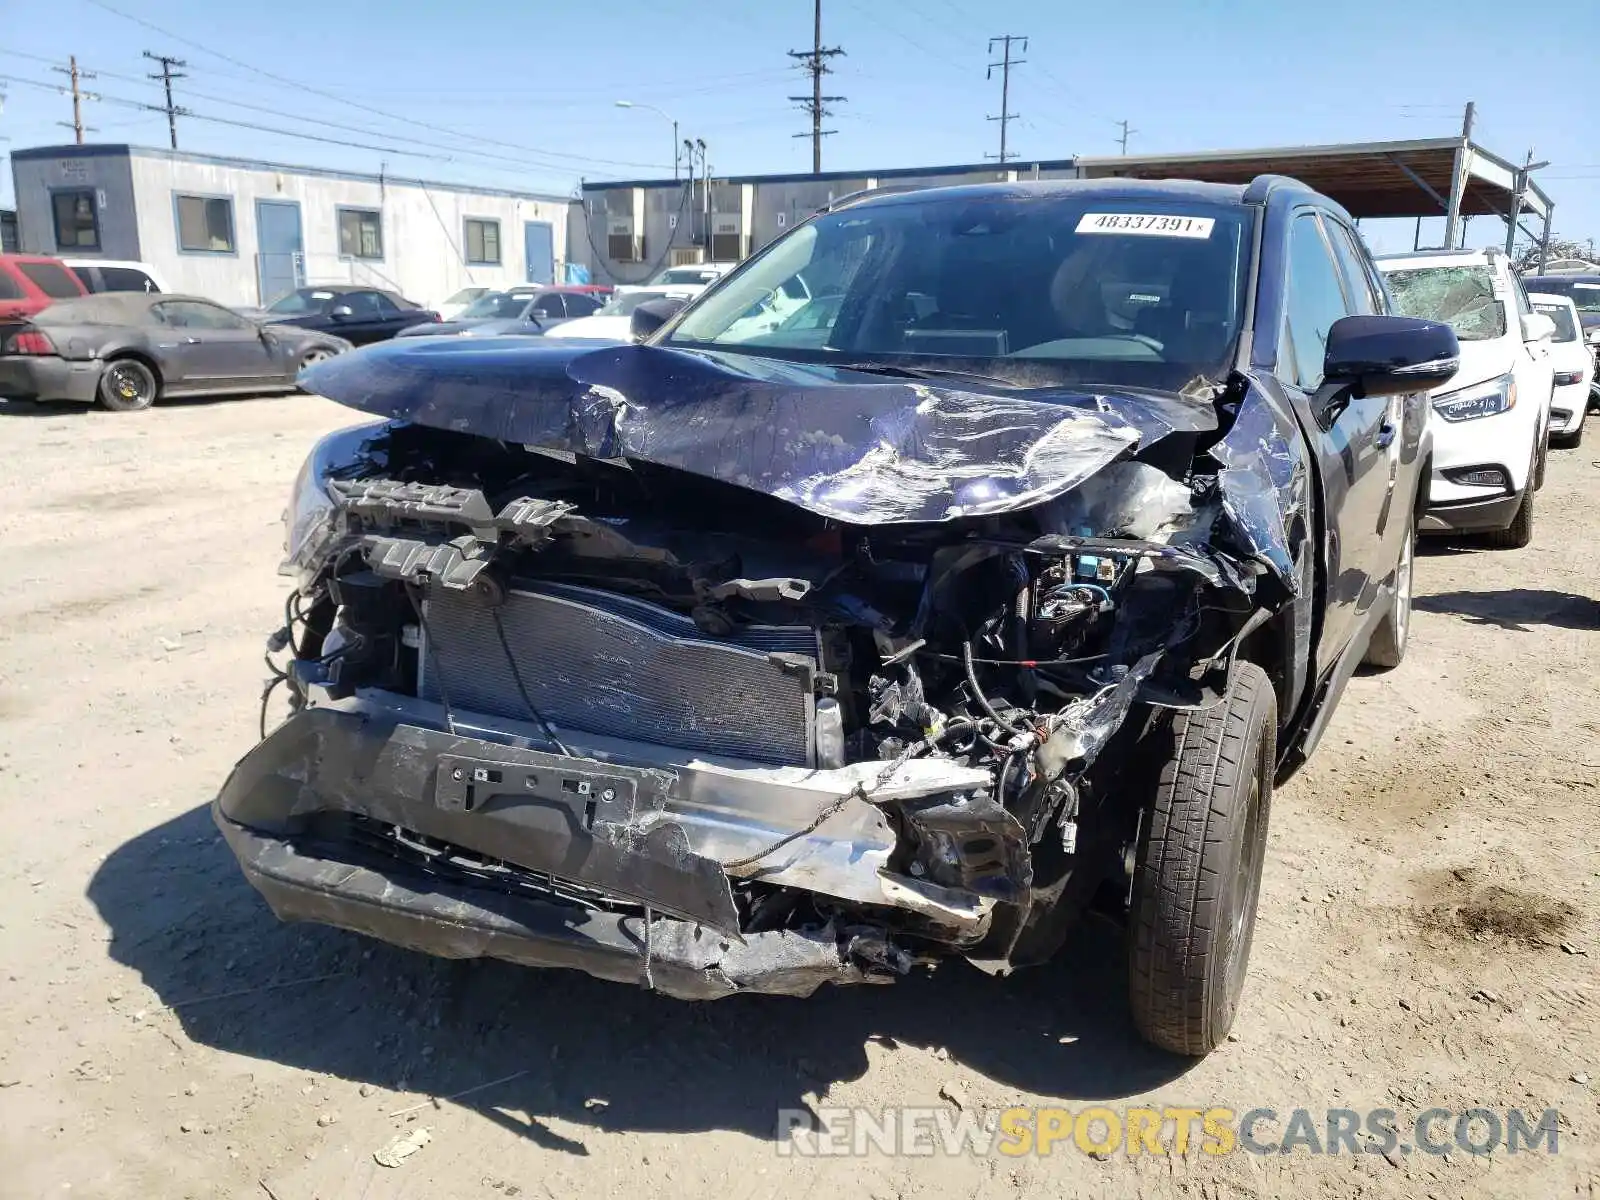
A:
301 336 1217 525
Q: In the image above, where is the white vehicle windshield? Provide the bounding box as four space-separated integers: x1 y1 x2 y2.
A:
1384 266 1506 340
665 194 1252 390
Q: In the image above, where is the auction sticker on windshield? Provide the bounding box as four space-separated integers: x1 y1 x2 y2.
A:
1076 213 1215 238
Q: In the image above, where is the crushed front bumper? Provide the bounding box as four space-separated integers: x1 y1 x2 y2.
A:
214 694 999 998
214 806 884 999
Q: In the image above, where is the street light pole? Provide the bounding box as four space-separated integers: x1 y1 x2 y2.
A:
615 100 679 179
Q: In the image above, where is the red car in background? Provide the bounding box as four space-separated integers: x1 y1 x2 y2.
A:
0 254 90 320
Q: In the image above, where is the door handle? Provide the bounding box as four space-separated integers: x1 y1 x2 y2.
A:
183 336 201 344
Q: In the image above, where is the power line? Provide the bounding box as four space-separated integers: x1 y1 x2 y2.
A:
142 51 186 149
985 34 1026 163
788 0 845 173
76 0 674 173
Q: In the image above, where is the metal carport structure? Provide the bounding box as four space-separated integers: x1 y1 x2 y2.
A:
1076 133 1554 263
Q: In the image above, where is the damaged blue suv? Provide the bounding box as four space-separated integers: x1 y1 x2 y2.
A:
217 177 1457 1056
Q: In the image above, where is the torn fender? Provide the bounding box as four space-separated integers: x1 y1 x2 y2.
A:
301 338 1219 526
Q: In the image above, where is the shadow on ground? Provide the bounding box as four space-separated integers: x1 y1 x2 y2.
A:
1414 588 1597 632
87 803 1191 1152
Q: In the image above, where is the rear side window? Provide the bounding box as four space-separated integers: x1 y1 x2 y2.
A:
99 267 160 293
17 261 84 299
0 266 24 301
1281 214 1352 391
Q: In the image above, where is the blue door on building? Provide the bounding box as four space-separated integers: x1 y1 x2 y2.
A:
255 200 304 305
524 221 554 284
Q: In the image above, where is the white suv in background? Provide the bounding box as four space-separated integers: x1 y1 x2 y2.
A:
1378 248 1555 549
1528 292 1594 448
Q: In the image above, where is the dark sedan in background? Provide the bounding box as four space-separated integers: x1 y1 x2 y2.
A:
255 285 439 344
395 286 605 339
0 293 350 411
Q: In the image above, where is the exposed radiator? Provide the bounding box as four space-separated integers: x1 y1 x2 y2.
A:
419 581 820 766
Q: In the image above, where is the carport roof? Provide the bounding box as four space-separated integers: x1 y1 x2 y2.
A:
1076 137 1551 221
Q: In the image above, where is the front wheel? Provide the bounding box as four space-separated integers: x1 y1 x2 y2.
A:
1363 523 1414 669
1127 661 1276 1056
1482 487 1534 549
97 358 159 412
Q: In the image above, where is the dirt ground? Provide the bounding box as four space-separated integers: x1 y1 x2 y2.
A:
0 392 1596 1200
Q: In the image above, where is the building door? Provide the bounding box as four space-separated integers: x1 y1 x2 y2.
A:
524 221 554 284
255 200 304 305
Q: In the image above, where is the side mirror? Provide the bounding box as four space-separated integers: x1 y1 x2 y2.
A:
329 304 354 320
1323 314 1460 397
630 296 687 342
1520 312 1556 343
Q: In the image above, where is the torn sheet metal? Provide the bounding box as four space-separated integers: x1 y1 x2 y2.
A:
301 338 1219 525
1206 385 1309 591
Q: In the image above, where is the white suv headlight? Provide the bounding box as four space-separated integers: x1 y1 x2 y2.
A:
281 422 386 581
1433 373 1516 422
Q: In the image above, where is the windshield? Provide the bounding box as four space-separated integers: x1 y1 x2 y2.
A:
1383 266 1506 341
443 287 488 305
460 291 532 319
1522 277 1600 314
1530 300 1579 341
597 290 675 316
652 267 719 286
267 289 334 315
665 193 1252 389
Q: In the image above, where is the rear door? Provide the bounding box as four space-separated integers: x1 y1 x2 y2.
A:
1280 210 1393 661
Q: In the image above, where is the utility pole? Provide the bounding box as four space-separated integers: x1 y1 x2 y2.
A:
985 34 1026 164
143 51 188 149
1117 119 1138 155
788 0 845 174
51 56 99 144
1504 147 1549 257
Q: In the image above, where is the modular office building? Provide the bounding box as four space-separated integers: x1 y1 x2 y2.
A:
8 143 577 309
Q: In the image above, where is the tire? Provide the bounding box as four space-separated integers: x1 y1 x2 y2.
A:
1363 522 1413 669
1482 486 1534 549
1551 422 1583 450
1127 661 1276 1056
96 357 159 412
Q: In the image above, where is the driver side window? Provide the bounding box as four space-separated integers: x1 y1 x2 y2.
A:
1281 214 1353 392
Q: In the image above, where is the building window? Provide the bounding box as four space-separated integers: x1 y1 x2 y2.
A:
464 218 501 265
52 190 101 251
337 207 383 260
175 194 235 253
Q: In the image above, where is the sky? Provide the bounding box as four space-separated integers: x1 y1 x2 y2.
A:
2 0 1596 256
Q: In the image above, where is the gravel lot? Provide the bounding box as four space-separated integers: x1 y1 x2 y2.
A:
0 392 1596 1200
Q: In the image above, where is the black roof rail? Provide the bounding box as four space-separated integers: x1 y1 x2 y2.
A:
1242 173 1312 206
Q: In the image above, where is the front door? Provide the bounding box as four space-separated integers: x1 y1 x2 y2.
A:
1281 211 1393 666
524 221 554 284
154 300 276 384
256 200 304 306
